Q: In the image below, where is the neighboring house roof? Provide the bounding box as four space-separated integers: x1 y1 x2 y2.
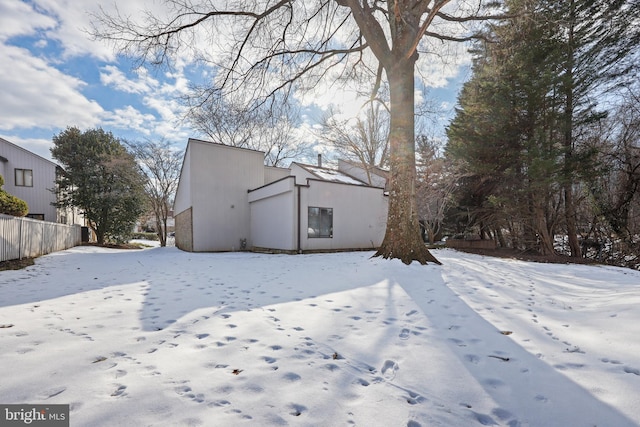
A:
0 137 60 168
292 162 370 186
339 158 388 179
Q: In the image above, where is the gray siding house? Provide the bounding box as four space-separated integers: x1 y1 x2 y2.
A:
173 138 388 253
0 137 69 223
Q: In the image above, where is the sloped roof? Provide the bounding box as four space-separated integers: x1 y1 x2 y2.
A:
339 158 388 179
0 136 59 168
294 163 369 186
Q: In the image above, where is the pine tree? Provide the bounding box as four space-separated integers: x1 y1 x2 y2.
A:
52 127 147 245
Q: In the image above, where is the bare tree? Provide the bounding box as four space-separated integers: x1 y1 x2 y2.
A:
318 101 389 183
587 88 640 265
128 140 183 247
93 0 502 264
187 92 310 166
187 92 263 149
416 135 458 244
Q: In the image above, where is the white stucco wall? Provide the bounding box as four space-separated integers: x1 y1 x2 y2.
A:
289 163 317 182
175 142 389 253
264 166 290 185
299 180 388 252
249 177 297 251
188 140 265 251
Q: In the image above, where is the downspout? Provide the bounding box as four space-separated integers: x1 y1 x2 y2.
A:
297 184 302 254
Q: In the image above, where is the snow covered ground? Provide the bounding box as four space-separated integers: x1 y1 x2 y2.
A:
0 244 639 426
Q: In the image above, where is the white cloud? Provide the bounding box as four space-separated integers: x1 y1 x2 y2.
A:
102 106 156 136
0 1 56 41
100 64 193 141
30 0 115 61
0 45 104 132
100 65 159 94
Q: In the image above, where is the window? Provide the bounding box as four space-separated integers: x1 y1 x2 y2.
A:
15 169 33 187
308 207 333 238
26 214 44 221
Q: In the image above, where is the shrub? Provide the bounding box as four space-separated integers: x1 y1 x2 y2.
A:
0 174 29 217
131 232 159 241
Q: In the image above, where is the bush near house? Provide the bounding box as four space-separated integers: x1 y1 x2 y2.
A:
131 232 158 241
0 174 28 217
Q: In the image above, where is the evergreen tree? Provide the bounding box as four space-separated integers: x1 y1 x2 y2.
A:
51 127 146 245
447 0 638 256
447 0 564 254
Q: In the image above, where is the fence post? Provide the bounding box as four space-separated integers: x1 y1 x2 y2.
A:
18 217 23 260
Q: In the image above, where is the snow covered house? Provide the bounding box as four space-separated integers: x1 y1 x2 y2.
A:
173 138 388 253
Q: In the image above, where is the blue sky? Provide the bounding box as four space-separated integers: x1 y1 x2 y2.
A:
0 0 469 164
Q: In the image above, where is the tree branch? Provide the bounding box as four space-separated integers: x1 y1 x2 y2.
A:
337 0 393 67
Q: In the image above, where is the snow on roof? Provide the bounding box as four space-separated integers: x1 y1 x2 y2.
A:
299 164 368 186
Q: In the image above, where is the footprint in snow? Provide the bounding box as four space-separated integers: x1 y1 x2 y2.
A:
470 411 497 426
381 360 398 380
38 387 67 400
111 385 127 397
282 372 301 382
289 403 306 416
464 354 480 365
354 378 370 387
535 394 548 403
405 390 425 405
209 399 231 407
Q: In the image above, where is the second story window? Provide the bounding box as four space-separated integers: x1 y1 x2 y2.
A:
15 169 33 187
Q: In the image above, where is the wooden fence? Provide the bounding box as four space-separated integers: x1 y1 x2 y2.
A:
445 238 497 250
0 214 81 262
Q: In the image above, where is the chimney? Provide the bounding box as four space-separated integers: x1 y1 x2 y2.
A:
317 153 322 168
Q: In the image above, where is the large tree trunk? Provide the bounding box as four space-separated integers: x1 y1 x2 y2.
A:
534 202 555 255
374 59 440 265
564 185 581 256
563 0 581 258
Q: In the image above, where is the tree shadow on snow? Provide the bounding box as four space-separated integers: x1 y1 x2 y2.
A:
397 267 637 427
